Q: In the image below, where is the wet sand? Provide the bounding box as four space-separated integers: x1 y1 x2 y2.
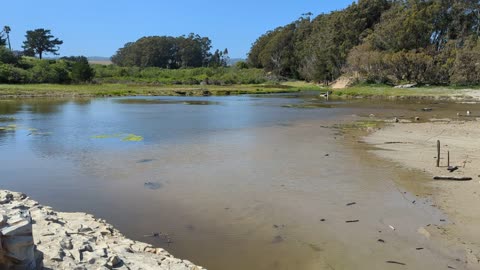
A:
365 119 480 269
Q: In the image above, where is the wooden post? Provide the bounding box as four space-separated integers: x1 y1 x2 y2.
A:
437 140 441 167
447 151 450 167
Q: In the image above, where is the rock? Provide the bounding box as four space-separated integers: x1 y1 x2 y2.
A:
0 189 204 269
80 243 93 253
0 213 6 226
0 193 13 204
50 249 66 262
60 238 73 250
0 209 39 269
78 225 93 233
105 255 123 268
95 247 108 258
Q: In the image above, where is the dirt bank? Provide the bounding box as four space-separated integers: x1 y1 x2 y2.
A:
365 119 480 269
0 190 204 269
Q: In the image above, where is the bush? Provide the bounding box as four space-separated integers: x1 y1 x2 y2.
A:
0 64 29 83
0 47 18 65
71 58 95 83
451 40 480 86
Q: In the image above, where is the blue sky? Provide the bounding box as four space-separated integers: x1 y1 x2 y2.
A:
2 1 354 58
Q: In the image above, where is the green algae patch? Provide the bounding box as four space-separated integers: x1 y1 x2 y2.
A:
122 134 144 142
115 99 221 106
0 124 17 131
92 133 143 142
335 120 383 130
92 134 122 139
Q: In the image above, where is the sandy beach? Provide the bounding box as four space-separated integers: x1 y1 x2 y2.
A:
365 118 480 269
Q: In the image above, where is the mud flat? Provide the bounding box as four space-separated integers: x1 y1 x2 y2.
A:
365 119 480 269
0 189 204 270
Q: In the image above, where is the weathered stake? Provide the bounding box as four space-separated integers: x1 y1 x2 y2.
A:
447 151 450 167
437 140 441 167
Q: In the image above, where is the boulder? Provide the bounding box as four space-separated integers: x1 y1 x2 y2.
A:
0 209 42 269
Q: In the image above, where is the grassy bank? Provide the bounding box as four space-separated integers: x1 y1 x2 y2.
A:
1 81 478 100
0 83 318 97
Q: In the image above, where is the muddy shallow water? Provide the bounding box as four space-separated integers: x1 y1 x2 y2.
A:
1 94 479 269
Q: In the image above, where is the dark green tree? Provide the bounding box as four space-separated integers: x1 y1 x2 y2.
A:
22 29 63 59
70 56 95 82
111 34 214 68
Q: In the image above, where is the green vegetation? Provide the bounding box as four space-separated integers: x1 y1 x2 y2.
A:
1 1 480 98
331 84 467 98
122 134 143 142
0 83 307 97
91 133 143 142
92 65 268 85
0 55 94 84
248 0 480 86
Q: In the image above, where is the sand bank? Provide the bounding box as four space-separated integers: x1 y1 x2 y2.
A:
365 119 480 269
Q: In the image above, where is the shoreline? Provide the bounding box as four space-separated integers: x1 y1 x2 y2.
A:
0 190 204 269
364 119 480 268
0 83 480 101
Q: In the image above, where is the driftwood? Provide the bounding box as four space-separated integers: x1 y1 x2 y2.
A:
433 176 472 181
447 166 458 172
437 140 441 167
345 220 359 223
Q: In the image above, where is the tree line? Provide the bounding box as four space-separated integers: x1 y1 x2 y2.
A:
111 33 229 68
248 0 480 85
0 27 94 83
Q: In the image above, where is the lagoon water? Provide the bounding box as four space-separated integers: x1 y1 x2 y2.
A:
0 95 469 269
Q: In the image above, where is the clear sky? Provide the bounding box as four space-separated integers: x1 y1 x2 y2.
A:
2 1 354 59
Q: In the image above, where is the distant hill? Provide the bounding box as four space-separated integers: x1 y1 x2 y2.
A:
87 56 112 65
86 56 244 66
227 58 245 66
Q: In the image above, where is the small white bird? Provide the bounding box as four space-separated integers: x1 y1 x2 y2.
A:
467 111 471 116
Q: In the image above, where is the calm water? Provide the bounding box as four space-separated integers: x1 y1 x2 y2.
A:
0 95 476 269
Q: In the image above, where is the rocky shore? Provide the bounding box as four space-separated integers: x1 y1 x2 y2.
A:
0 190 205 270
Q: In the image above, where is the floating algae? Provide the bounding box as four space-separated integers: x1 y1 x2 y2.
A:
92 133 143 142
115 99 220 106
0 124 17 131
122 134 144 142
0 124 51 136
92 134 122 139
